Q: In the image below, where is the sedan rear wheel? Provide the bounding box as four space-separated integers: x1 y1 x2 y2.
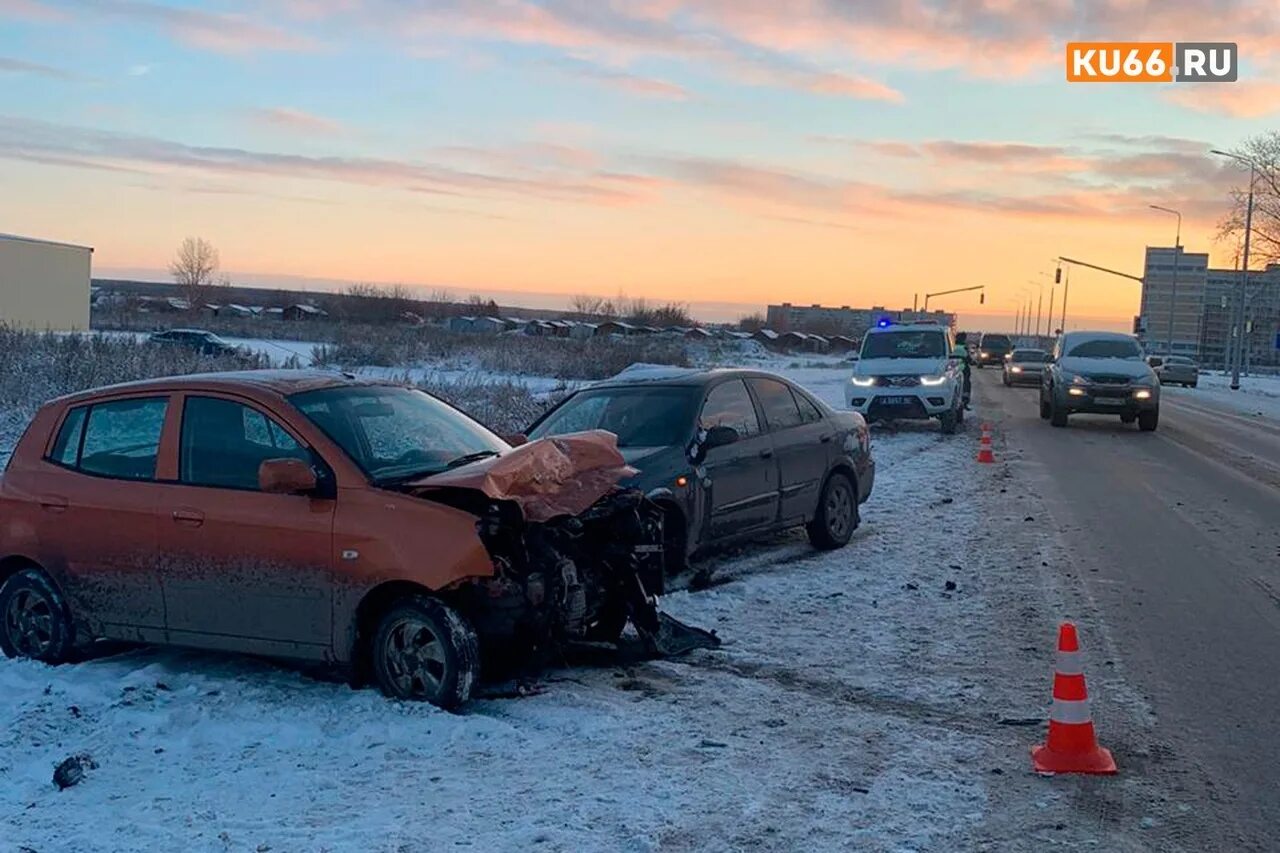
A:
0 568 74 664
372 596 479 709
808 472 857 550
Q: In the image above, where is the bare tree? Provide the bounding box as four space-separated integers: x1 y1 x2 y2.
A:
571 294 607 319
169 237 221 310
1218 131 1280 264
738 312 766 332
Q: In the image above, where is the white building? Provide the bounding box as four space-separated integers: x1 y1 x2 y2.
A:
0 232 93 331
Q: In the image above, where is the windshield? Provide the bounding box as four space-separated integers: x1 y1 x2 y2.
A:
1065 339 1143 360
290 385 506 483
981 335 1012 349
860 331 947 360
529 386 698 448
1011 350 1049 363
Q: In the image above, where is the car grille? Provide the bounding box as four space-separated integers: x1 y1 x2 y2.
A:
1088 375 1130 385
879 375 921 387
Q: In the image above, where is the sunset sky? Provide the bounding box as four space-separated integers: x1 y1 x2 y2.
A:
3 1 1279 328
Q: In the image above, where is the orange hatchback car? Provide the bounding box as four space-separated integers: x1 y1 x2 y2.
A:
0 371 703 707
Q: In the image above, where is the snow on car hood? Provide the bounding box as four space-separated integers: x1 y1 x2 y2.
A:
854 357 949 377
1059 357 1154 381
409 430 637 523
618 446 670 467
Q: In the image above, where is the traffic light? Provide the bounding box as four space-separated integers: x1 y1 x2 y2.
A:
1055 267 1062 284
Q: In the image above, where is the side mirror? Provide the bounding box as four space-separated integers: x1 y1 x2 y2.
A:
259 458 318 495
504 432 529 447
704 425 740 451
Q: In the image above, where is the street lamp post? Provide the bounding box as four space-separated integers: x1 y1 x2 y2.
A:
1211 149 1256 390
1149 205 1181 358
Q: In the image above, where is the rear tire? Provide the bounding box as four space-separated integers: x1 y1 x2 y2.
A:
807 472 857 550
1139 410 1159 432
371 596 479 709
0 568 75 664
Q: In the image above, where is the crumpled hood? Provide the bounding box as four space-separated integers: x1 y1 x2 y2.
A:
408 430 637 522
1060 357 1154 381
855 357 949 377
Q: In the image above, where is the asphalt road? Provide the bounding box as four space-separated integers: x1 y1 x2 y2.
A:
975 368 1280 851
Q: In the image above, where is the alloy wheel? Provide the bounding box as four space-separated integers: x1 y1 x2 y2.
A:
4 588 55 658
382 618 447 699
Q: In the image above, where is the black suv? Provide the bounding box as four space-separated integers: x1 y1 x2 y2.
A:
976 333 1012 367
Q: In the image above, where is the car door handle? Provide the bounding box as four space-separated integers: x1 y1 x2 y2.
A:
171 508 205 527
38 495 68 512
759 448 774 459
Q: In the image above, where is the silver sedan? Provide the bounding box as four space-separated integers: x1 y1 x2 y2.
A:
1151 356 1199 388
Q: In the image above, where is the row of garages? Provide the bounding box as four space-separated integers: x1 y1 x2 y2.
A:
446 314 859 353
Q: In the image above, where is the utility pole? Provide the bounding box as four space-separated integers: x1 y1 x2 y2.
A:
1046 284 1055 337
1150 205 1182 357
1061 267 1070 332
1036 287 1044 338
1211 149 1256 390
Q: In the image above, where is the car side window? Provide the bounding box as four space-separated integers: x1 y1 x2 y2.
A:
793 390 823 424
49 406 88 467
181 396 308 490
749 378 804 431
77 397 168 480
700 380 760 438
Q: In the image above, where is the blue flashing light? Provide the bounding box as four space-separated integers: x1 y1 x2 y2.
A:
877 318 892 328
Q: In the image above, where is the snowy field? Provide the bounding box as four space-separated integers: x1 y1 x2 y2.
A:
1162 371 1280 421
1 349 1186 851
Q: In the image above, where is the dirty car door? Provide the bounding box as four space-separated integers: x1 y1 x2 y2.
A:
696 379 779 541
747 378 831 525
39 396 170 639
154 394 335 659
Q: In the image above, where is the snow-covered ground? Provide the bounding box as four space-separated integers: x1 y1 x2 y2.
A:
2 347 1184 851
1162 371 1280 421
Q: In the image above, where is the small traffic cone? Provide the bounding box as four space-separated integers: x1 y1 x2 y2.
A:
976 427 995 463
1031 622 1117 775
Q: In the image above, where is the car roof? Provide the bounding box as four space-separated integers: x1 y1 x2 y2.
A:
50 369 377 406
1061 330 1138 345
865 323 948 335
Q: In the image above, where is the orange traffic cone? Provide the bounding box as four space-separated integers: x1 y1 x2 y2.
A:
1032 622 1117 775
976 427 995 463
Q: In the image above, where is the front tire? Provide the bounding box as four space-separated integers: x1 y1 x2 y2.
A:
939 409 959 434
1139 409 1159 432
1050 396 1068 428
808 472 857 550
371 596 480 709
1039 391 1051 420
0 568 75 664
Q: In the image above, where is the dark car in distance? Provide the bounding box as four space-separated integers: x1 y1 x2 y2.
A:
1040 331 1160 431
1002 348 1051 387
147 328 246 359
976 333 1013 368
526 367 875 569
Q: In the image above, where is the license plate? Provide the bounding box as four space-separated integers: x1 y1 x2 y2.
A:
878 396 912 405
1095 397 1124 406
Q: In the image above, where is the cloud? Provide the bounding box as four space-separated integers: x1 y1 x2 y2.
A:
246 107 346 135
0 55 77 80
66 0 319 54
1164 81 1280 118
0 0 64 21
127 63 151 76
539 57 692 100
0 115 656 207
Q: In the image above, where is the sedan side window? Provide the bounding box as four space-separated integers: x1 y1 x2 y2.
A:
181 396 308 490
78 398 168 480
749 378 804 431
700 380 760 438
793 390 823 424
49 406 88 467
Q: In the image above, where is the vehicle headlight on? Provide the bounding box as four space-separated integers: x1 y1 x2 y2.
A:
1068 387 1086 396
1010 366 1023 373
1134 389 1152 400
980 350 989 357
919 375 948 386
851 376 877 387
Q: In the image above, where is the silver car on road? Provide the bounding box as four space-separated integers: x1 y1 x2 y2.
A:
1149 355 1199 388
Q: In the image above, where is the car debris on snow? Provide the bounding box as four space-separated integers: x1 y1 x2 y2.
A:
52 753 97 790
